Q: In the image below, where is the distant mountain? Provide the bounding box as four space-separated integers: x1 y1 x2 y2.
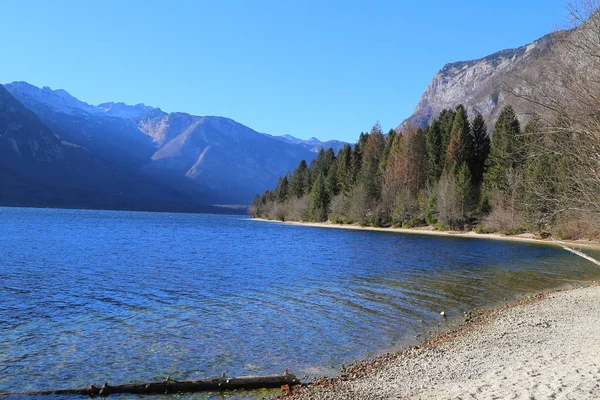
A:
398 33 556 130
3 82 329 205
97 102 155 119
0 84 229 213
138 112 316 202
272 134 348 153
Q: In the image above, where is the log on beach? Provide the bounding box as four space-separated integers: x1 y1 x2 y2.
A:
0 373 300 397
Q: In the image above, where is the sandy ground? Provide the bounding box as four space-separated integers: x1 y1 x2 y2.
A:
280 285 600 400
253 219 600 251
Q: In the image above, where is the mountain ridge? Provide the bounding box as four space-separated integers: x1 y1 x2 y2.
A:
397 32 557 130
3 81 331 205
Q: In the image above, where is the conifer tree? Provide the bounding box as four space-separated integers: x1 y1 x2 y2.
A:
426 119 444 184
275 175 289 203
469 113 490 185
309 172 329 221
337 144 352 194
379 129 396 171
445 105 473 173
325 160 340 198
438 108 456 159
484 106 522 193
456 162 473 219
360 123 385 202
289 159 309 198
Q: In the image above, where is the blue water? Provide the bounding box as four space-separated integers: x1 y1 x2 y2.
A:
1 207 599 398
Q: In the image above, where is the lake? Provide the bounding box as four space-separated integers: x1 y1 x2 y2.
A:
1 207 599 398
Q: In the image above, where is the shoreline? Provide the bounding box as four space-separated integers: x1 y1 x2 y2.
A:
278 282 600 399
253 218 600 251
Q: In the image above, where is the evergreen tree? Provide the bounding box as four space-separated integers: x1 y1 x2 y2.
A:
426 119 444 184
456 162 473 219
325 159 340 197
275 175 289 203
438 108 456 160
484 106 522 193
350 133 367 185
469 113 490 184
445 105 474 173
289 160 309 198
379 129 397 171
337 144 352 194
360 123 385 202
309 172 329 221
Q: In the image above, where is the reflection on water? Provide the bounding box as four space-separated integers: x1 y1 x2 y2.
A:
1 208 599 398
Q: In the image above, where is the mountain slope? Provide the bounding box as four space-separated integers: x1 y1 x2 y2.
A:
0 84 232 212
398 33 556 130
4 82 324 204
139 112 317 202
272 134 348 153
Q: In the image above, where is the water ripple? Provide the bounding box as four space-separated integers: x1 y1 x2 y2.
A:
1 208 599 399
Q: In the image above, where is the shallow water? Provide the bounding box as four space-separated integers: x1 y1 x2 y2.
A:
1 208 599 398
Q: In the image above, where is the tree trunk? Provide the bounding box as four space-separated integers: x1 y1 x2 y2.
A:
0 373 300 397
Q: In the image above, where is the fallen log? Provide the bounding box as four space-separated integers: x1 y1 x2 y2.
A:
0 373 300 397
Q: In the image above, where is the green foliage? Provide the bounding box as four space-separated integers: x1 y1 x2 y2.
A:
483 105 522 193
289 160 309 198
469 113 490 184
309 172 329 221
426 120 444 184
425 193 437 225
455 162 473 218
255 102 588 236
445 105 473 173
379 129 396 171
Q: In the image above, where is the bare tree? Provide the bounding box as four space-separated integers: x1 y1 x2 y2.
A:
509 1 600 219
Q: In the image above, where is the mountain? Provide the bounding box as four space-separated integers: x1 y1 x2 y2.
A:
398 33 557 130
0 84 230 213
138 111 317 202
97 102 155 119
273 134 348 153
4 82 322 205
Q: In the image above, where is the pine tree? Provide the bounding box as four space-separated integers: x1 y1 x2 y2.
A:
484 106 522 193
456 162 473 219
469 113 490 184
360 123 385 202
379 129 396 171
325 159 340 198
289 160 309 198
438 108 456 160
309 172 329 221
337 144 352 195
275 175 289 203
445 105 473 173
426 119 444 184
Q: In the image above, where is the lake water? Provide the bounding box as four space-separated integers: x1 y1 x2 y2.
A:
1 207 599 398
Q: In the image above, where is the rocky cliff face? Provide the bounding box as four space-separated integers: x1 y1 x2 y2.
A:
398 33 557 130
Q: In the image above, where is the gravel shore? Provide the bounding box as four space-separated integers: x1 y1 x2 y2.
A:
280 284 600 399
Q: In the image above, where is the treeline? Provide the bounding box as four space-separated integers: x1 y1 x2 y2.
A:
251 104 597 239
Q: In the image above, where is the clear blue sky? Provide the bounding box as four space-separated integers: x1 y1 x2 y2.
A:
0 0 567 142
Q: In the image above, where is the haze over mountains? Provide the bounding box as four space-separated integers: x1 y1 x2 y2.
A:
1 81 347 211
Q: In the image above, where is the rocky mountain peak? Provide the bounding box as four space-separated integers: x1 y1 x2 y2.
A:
97 101 156 119
5 81 103 117
397 32 557 131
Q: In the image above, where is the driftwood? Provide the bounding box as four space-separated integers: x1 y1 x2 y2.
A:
0 373 300 397
552 239 600 267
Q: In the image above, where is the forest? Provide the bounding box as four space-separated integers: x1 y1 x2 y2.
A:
252 6 600 239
